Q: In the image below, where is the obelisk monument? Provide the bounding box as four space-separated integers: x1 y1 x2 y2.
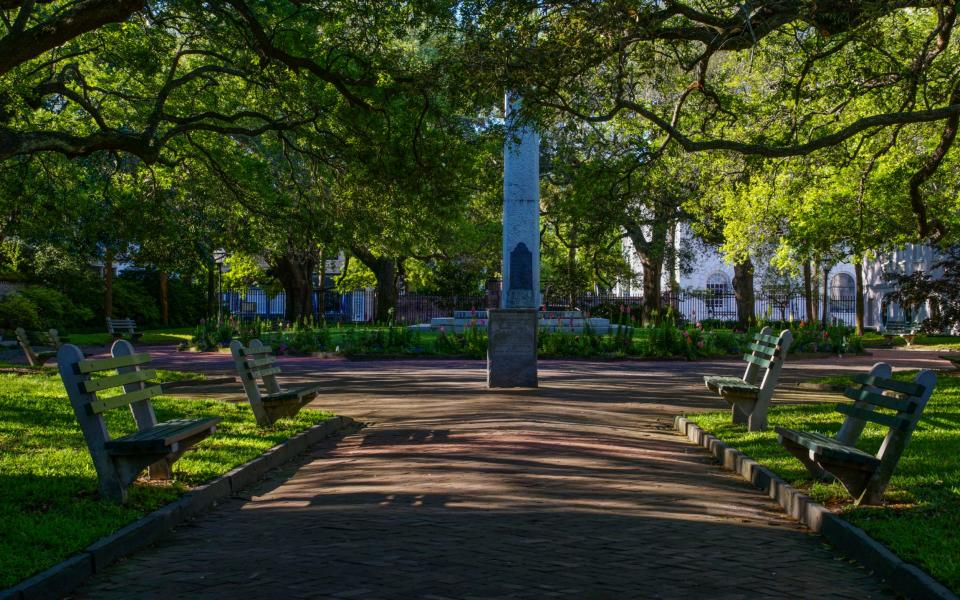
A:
487 93 539 388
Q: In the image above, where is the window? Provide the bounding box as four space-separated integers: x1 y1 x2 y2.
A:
705 272 733 316
829 273 855 300
706 272 731 294
829 272 855 314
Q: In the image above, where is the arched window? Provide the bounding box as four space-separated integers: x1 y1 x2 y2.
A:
706 272 731 295
829 273 855 300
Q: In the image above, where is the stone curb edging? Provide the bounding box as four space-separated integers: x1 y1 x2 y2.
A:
674 415 957 600
1 415 361 600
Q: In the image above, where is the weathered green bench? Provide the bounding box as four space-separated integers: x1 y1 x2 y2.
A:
882 320 918 346
106 317 143 341
15 327 56 367
704 326 794 432
230 339 320 426
59 340 220 503
776 364 936 505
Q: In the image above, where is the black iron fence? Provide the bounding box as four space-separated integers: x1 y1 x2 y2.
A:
222 287 859 326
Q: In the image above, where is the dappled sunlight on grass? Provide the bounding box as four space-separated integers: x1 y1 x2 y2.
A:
0 369 333 587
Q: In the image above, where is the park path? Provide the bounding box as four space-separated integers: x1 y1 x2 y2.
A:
72 350 954 599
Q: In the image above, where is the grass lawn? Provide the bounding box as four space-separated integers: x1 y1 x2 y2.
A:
0 369 333 588
685 370 960 592
862 331 960 351
65 327 194 347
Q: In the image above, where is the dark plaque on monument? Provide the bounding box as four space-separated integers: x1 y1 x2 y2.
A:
508 242 534 307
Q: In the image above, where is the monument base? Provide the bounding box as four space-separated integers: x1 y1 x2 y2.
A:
487 308 538 388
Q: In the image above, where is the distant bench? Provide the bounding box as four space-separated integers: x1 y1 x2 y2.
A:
59 340 220 503
15 327 56 367
230 339 321 426
882 320 918 346
777 363 936 505
704 326 794 432
106 317 142 341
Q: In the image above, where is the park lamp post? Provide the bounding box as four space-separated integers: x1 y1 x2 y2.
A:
213 250 228 321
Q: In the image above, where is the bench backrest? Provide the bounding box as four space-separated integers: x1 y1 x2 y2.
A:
836 362 892 445
742 327 793 396
14 327 41 366
59 341 162 458
106 318 138 334
47 328 64 350
836 368 936 470
230 339 282 423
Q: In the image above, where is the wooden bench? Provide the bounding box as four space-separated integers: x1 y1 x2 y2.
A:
15 327 56 367
58 340 220 503
776 364 936 505
106 317 143 341
704 326 794 432
882 320 918 346
230 339 320 426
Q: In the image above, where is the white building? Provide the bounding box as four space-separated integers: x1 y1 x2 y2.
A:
619 226 941 329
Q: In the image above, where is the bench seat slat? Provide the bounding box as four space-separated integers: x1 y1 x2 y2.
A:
705 375 759 397
835 404 910 431
88 385 163 414
742 353 773 369
850 374 925 397
262 385 320 404
104 417 221 454
776 427 880 467
842 387 916 413
78 353 152 374
82 369 156 393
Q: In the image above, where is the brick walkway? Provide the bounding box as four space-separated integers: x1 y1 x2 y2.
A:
73 352 953 599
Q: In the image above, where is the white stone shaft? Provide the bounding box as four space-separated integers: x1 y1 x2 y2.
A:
502 94 541 308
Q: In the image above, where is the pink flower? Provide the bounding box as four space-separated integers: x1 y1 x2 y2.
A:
440 326 446 334
697 341 705 349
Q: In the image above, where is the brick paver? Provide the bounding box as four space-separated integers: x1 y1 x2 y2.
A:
71 352 949 599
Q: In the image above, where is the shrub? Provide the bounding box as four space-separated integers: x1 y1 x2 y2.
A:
111 279 161 326
18 285 93 329
0 293 42 330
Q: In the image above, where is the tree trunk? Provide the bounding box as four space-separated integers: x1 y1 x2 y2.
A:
639 253 662 325
665 221 678 292
802 260 814 323
372 259 398 323
854 261 865 335
351 247 399 323
732 257 755 329
104 248 114 318
318 249 327 321
627 223 668 325
159 271 169 326
821 267 830 326
272 252 316 323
